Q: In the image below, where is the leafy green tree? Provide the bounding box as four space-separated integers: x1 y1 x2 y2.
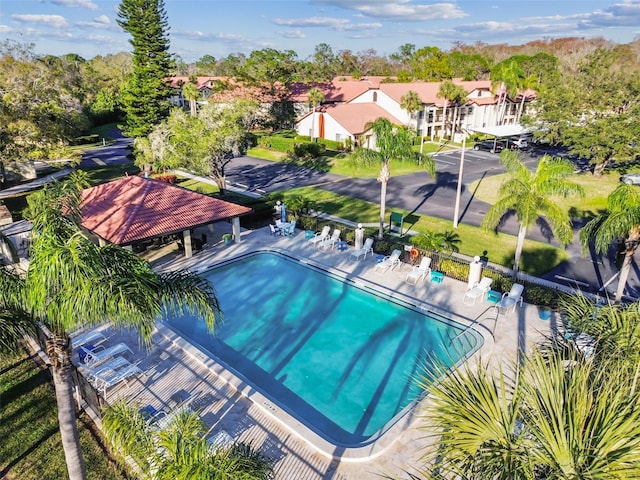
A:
352 118 435 239
309 43 337 81
400 90 422 133
410 46 452 81
531 48 640 175
102 399 274 479
447 51 491 80
307 87 325 142
0 173 221 480
580 183 640 301
117 0 173 138
0 42 88 182
482 151 584 273
139 100 259 193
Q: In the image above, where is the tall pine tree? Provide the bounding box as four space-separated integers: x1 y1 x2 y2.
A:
117 0 173 138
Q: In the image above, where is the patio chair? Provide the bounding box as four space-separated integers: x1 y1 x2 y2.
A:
71 329 107 349
79 342 133 367
78 355 132 384
307 225 330 247
269 224 281 236
374 249 401 274
92 362 144 397
495 283 524 315
283 219 297 236
405 257 432 284
319 229 341 250
463 276 493 306
349 237 374 261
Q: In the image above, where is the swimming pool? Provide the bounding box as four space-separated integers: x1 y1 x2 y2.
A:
167 251 483 448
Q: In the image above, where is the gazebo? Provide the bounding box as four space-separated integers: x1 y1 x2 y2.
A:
80 175 252 258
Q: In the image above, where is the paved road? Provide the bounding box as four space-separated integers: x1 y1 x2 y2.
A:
226 148 639 299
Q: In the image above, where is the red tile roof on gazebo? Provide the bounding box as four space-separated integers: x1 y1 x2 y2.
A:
80 176 252 245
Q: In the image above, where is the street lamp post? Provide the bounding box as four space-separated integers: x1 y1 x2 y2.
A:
453 133 466 228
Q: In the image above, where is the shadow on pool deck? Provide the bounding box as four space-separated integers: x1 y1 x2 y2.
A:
99 225 552 479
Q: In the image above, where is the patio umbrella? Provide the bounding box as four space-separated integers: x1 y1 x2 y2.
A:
281 203 287 222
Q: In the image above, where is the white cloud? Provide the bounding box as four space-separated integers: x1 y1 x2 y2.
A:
51 0 98 10
12 14 69 29
278 29 306 39
272 16 381 31
313 0 467 21
75 14 113 29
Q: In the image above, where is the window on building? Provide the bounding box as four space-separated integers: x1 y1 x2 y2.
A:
373 92 377 102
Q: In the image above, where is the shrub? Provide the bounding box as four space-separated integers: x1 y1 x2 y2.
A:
525 285 560 308
293 142 326 159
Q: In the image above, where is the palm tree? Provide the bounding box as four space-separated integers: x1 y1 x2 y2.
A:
579 183 640 301
436 80 467 141
400 90 422 133
102 398 275 479
420 347 640 479
182 81 200 116
481 151 584 273
0 173 221 480
491 61 521 125
307 87 325 142
418 359 532 479
352 117 435 239
516 73 538 122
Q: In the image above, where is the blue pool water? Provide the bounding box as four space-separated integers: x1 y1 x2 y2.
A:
167 251 483 447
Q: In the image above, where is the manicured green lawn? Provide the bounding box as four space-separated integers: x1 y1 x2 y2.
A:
0 351 130 480
469 170 619 219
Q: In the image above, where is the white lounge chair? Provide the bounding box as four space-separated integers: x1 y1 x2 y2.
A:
349 238 374 261
92 362 144 396
374 249 402 274
495 283 524 315
405 257 432 284
319 229 341 250
78 355 132 384
307 225 330 247
71 329 107 349
463 276 493 305
79 342 133 366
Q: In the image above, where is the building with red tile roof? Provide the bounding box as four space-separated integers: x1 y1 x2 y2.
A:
80 175 252 257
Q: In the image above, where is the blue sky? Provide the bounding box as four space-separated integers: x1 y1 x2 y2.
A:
1 0 639 62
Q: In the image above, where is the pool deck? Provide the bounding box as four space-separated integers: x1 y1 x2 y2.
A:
85 226 556 479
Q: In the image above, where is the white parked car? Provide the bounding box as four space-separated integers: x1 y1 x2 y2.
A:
620 173 640 185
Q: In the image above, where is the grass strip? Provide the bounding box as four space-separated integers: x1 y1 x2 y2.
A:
0 350 130 480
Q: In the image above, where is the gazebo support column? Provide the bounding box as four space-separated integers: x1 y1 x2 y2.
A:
232 217 241 243
183 229 193 258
